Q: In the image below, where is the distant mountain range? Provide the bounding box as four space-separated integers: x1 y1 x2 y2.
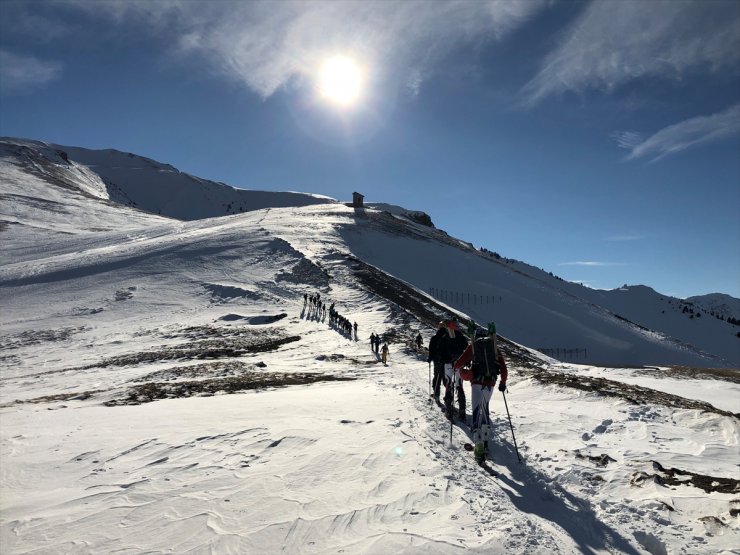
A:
1 137 737 367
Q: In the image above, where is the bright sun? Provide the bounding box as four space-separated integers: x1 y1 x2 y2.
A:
318 55 364 108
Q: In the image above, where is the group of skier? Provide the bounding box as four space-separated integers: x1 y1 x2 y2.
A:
331 311 357 339
303 292 357 339
427 318 508 464
303 294 508 464
303 293 327 320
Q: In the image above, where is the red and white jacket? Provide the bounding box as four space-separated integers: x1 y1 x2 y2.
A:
453 344 508 387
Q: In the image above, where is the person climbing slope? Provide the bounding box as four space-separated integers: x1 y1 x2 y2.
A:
439 319 469 421
427 322 447 402
454 322 508 464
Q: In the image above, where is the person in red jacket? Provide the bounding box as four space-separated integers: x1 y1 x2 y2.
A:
454 323 508 464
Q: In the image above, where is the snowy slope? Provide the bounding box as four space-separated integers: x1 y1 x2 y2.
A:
1 180 739 554
335 209 737 367
484 260 740 366
0 139 173 264
586 286 739 364
687 293 740 321
1 138 337 221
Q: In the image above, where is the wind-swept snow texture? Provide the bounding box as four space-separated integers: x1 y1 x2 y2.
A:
1 140 739 554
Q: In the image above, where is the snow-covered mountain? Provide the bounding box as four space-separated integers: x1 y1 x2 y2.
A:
686 293 740 322
1 138 738 554
1 138 335 221
1 137 737 368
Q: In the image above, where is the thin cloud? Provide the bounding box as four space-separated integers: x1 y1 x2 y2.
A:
181 1 553 98
0 50 62 94
615 103 740 162
59 0 551 99
523 0 740 105
611 131 643 151
0 3 73 42
559 261 628 267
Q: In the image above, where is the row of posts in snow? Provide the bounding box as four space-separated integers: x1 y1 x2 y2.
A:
428 288 502 305
428 286 588 361
537 348 589 360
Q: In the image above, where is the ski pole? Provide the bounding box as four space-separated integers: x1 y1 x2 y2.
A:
501 390 522 463
449 368 455 445
428 362 432 398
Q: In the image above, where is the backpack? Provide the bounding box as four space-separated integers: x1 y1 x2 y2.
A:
472 337 499 381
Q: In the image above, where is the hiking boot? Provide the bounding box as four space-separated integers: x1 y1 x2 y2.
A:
474 442 485 464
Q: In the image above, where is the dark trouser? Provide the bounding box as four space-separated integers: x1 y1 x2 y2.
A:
432 361 444 398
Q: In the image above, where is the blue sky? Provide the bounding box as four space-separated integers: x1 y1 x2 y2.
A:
1 0 739 299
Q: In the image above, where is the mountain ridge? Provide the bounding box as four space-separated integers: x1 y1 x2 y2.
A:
1 137 737 367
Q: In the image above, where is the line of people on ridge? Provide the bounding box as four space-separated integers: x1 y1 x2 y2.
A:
329 305 357 339
303 292 327 320
303 292 358 339
427 318 508 464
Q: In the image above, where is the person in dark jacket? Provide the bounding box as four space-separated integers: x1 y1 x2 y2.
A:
381 342 389 365
427 323 447 401
454 324 508 463
439 319 469 421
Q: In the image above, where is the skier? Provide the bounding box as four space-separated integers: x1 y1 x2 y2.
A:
415 332 423 351
370 333 377 352
381 342 389 365
439 320 469 421
454 323 508 464
427 322 446 401
353 321 358 339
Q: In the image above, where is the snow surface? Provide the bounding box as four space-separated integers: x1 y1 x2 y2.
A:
1 180 739 554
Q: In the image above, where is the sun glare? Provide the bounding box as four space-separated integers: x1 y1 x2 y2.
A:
318 56 364 108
